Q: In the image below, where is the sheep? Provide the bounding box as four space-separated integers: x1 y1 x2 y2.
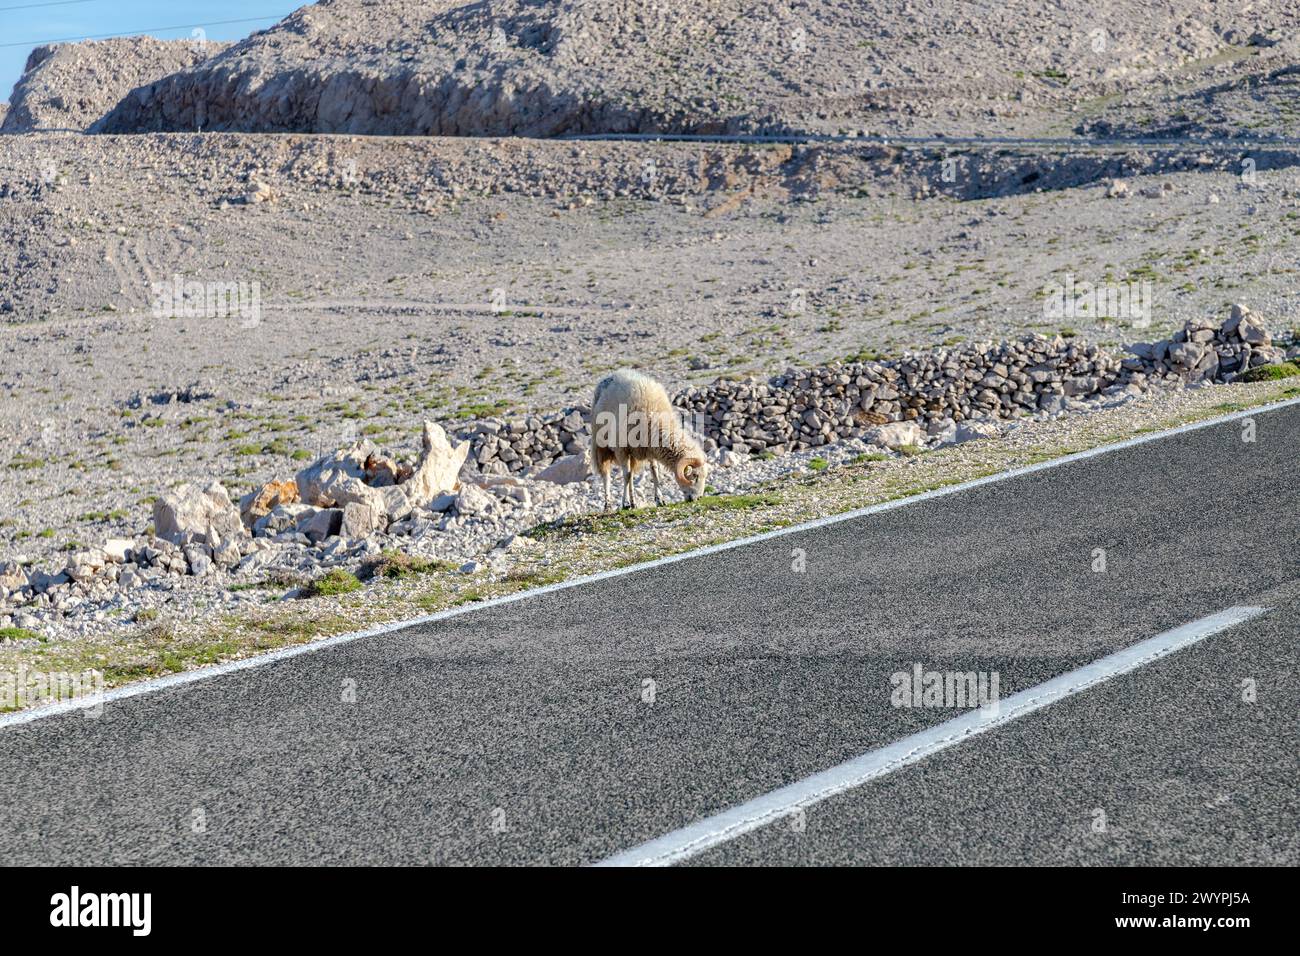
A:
589 369 709 511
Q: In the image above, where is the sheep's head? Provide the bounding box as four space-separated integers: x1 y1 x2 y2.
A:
674 455 708 501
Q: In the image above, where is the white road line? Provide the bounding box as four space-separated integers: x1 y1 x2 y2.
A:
595 605 1268 867
1 397 1295 730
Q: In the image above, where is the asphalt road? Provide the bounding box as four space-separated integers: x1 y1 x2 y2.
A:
1 402 1296 866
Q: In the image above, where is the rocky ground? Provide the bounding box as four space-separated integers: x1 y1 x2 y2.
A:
2 130 1299 636
1 1 1299 670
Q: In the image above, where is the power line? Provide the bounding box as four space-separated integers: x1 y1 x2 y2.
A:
0 0 99 12
0 14 285 48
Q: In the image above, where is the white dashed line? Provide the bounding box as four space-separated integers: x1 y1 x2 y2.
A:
595 605 1268 866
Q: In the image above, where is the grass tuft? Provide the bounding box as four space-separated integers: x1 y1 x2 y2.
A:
358 551 457 581
300 568 363 598
1239 361 1300 383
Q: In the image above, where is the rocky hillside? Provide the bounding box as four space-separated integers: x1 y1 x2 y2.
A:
2 37 227 133
94 0 1297 138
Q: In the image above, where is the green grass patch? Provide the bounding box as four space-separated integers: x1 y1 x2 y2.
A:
525 492 783 540
502 568 567 589
1239 361 1300 383
300 568 363 598
359 551 457 581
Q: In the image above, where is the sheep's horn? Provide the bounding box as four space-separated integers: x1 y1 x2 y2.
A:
675 458 691 484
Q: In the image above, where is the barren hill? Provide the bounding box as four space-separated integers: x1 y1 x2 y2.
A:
2 37 227 133
95 0 1298 138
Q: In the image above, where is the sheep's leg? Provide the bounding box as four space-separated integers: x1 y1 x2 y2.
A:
623 465 637 509
650 461 664 506
602 467 613 513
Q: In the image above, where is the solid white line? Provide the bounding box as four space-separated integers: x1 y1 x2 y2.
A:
595 605 1268 867
1 396 1294 730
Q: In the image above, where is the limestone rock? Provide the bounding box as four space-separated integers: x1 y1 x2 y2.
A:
454 482 496 517
153 482 245 546
102 539 134 563
254 503 316 537
534 454 590 485
296 440 388 513
955 420 1002 443
298 508 343 543
0 562 27 591
340 501 385 539
401 422 469 507
240 480 301 527
865 421 926 449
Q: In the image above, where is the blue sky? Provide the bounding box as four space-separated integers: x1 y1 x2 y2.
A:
1 0 302 101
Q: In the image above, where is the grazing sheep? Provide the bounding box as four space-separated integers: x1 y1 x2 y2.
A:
589 369 709 511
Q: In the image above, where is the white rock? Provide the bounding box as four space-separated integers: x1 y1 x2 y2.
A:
955 420 1002 443
534 454 589 484
0 561 28 591
454 482 496 516
340 501 384 539
153 482 245 546
102 538 134 563
184 547 214 577
401 421 470 506
296 440 387 513
212 539 243 569
865 421 926 449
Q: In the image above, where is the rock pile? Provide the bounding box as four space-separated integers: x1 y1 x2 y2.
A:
677 335 1130 454
451 304 1294 470
457 410 589 477
459 334 1137 464
247 421 468 542
1123 304 1291 383
1 421 548 613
